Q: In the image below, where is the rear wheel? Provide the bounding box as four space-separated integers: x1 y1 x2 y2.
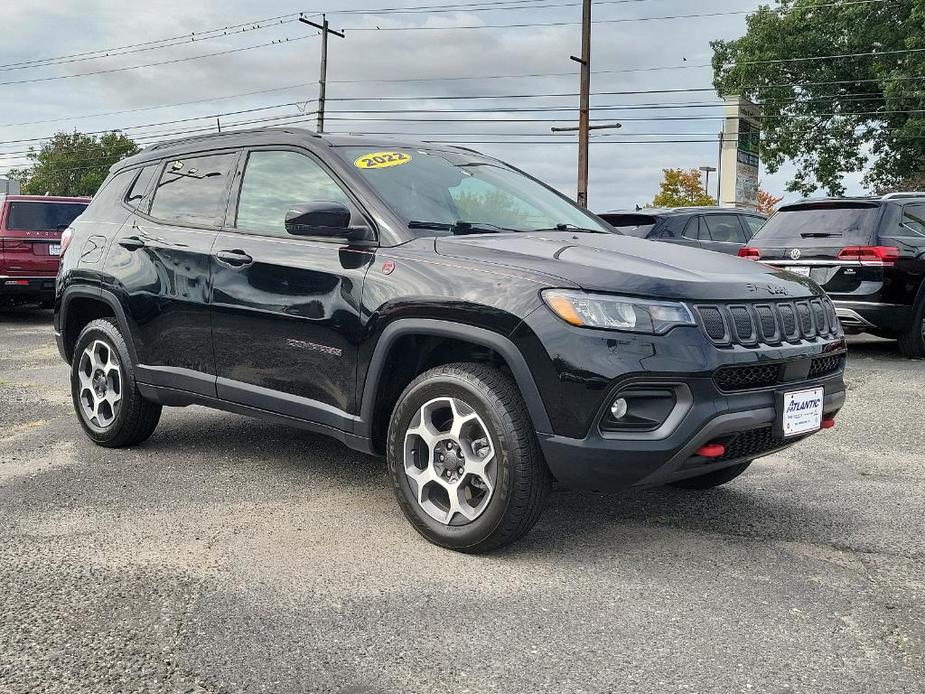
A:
668 461 752 490
897 296 925 359
386 363 551 553
71 318 161 447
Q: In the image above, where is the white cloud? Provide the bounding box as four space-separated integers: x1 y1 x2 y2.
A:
0 0 868 206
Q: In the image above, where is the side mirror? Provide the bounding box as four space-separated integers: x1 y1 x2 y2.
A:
285 201 350 235
284 201 374 244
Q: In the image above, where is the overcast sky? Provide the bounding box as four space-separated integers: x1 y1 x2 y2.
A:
0 0 866 209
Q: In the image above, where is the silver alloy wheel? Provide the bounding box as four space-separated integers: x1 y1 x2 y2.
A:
403 396 497 526
77 339 123 429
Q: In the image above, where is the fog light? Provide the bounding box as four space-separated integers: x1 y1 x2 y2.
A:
610 397 628 420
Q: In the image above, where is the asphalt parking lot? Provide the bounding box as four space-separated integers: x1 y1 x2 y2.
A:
1 308 923 694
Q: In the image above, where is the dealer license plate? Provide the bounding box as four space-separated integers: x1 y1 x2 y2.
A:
787 266 811 277
49 244 61 256
781 386 824 437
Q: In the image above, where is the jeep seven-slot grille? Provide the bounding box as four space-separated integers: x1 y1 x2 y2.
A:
713 354 844 392
694 298 840 347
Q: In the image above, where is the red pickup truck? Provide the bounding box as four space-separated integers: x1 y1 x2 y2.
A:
0 194 89 307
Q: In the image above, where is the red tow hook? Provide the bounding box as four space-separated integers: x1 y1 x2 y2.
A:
695 442 726 458
821 417 836 429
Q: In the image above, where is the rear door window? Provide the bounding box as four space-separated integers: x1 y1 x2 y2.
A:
149 152 237 227
703 214 747 243
752 203 879 247
6 201 88 231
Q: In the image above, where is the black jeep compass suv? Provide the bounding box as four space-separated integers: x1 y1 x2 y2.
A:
739 195 925 358
55 128 846 552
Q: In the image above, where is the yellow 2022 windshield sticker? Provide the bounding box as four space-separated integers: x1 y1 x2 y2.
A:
354 151 412 170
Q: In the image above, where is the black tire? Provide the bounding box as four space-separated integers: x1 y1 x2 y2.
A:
896 294 925 359
71 318 161 447
386 362 551 553
668 461 752 490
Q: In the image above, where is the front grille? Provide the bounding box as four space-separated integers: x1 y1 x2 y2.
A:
694 297 841 347
713 354 845 392
714 363 781 391
716 426 800 462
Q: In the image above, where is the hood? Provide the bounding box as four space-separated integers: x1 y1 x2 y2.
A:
435 231 820 302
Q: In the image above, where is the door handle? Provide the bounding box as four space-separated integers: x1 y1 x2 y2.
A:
118 236 145 251
216 249 254 267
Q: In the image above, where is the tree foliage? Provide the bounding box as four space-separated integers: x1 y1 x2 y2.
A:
756 189 784 215
6 131 139 197
651 168 717 207
712 0 925 196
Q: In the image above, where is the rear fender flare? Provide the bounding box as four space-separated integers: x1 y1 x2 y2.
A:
59 285 137 364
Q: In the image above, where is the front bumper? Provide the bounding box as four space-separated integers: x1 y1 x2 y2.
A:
538 381 844 491
512 306 847 491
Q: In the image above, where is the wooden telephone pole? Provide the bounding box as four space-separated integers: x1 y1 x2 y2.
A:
299 15 345 133
573 0 592 208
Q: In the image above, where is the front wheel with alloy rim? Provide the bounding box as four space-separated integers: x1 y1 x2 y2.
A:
387 363 551 553
71 318 162 447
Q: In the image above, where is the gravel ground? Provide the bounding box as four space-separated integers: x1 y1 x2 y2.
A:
1 307 923 694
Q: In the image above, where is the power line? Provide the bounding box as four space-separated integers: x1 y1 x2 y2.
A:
0 15 306 73
0 82 317 129
342 0 888 31
0 34 317 88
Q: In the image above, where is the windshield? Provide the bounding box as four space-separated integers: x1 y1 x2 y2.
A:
337 146 612 234
752 203 878 247
6 201 88 231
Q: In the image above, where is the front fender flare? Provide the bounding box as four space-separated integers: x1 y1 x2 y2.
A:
357 318 552 437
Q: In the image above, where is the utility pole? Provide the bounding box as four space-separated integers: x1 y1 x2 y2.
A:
699 165 716 200
299 15 345 133
571 0 592 208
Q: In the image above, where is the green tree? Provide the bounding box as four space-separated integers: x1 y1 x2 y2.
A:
7 131 139 197
651 168 717 207
712 0 925 196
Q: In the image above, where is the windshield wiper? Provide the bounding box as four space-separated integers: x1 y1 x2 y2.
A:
408 220 519 235
533 223 608 234
800 232 843 238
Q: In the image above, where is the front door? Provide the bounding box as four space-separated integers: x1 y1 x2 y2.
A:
211 148 374 431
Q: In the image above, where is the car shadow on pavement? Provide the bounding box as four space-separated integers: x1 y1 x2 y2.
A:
0 306 53 323
147 411 845 556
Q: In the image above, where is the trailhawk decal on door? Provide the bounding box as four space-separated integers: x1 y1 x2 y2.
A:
353 151 412 169
286 339 343 357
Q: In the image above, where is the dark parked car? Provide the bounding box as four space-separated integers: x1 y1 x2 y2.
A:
739 194 925 358
54 128 846 552
598 207 767 255
0 194 89 307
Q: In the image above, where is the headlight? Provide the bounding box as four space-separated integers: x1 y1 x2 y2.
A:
542 289 695 334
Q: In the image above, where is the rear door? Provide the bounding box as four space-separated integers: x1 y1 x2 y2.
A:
105 151 239 395
0 199 88 277
747 201 882 297
699 213 749 254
